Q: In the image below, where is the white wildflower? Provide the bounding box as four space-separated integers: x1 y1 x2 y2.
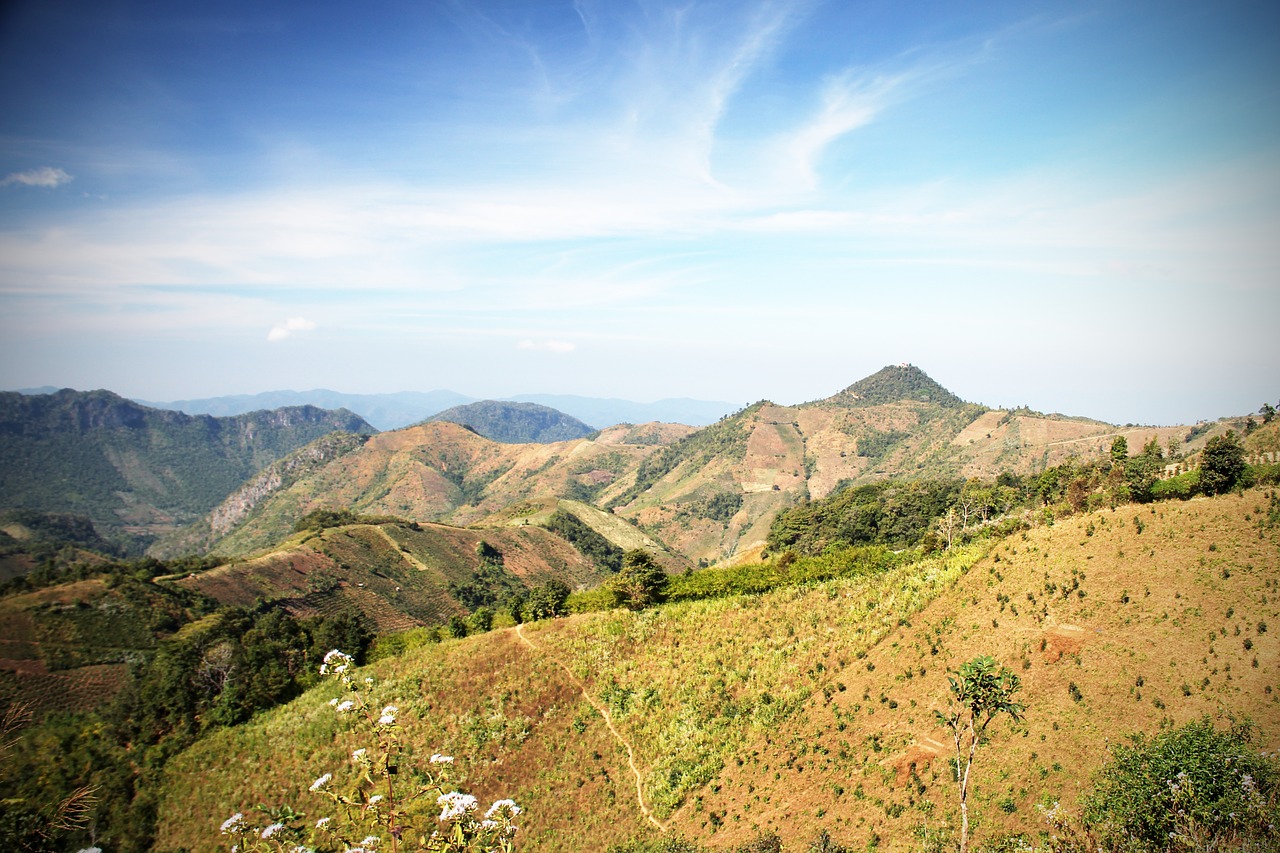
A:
221 812 246 834
74 848 103 853
352 747 367 761
368 794 384 805
316 816 332 830
335 700 355 713
261 822 284 839
360 836 380 848
485 798 522 819
377 705 398 726
438 791 479 821
310 772 333 792
430 753 454 764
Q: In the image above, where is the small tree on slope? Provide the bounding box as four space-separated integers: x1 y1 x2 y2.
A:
936 656 1025 853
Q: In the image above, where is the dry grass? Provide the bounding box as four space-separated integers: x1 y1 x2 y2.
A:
152 490 1278 851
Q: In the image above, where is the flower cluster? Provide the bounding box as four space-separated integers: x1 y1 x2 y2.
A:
215 650 522 853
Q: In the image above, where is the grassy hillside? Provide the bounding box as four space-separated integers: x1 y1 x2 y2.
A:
151 488 1278 851
0 573 211 718
174 518 617 635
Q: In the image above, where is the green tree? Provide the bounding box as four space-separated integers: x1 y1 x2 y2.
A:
1199 431 1245 495
936 656 1025 853
608 549 668 611
1262 402 1276 424
524 580 571 621
1110 435 1129 468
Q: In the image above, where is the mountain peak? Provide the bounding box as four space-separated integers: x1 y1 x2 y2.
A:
833 364 962 408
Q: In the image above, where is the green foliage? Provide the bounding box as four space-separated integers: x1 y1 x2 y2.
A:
523 580 571 620
936 656 1025 853
1150 470 1199 501
427 399 594 443
1199 431 1246 495
544 508 623 572
835 364 963 408
856 428 911 462
660 545 902 605
607 549 668 610
1082 718 1280 852
768 479 962 554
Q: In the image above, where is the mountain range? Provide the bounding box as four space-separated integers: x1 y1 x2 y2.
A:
6 366 1257 565
129 388 741 431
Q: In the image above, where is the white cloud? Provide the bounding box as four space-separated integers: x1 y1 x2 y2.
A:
267 317 317 342
2 167 73 188
517 339 575 353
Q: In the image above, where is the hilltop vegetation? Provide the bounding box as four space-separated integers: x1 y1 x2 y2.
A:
426 400 596 444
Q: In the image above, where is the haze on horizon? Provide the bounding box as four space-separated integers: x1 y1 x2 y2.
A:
1 0 1277 428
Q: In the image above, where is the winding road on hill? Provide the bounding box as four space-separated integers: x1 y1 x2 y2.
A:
515 623 667 834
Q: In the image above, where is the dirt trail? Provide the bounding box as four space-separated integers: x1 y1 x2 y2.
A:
515 623 667 834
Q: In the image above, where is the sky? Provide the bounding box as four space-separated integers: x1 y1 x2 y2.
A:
1 0 1277 427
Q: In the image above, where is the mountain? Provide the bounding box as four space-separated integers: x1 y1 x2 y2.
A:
425 400 595 443
148 488 1279 851
830 362 964 407
178 420 698 560
0 389 376 552
140 389 473 431
175 366 1237 566
138 389 740 431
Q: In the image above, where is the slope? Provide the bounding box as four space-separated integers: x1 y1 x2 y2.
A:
151 488 1278 852
173 518 615 635
0 389 375 552
188 421 696 558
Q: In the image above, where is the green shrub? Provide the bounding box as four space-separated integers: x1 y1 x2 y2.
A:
1082 717 1280 852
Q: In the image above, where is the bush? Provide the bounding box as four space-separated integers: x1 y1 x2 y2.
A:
1082 717 1280 852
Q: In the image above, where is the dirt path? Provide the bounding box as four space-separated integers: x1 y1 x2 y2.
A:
515 623 667 834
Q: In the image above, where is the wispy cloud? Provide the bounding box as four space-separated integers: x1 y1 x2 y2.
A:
267 317 316 342
2 167 73 188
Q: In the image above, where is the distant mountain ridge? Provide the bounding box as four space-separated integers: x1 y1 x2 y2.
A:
425 400 595 443
167 365 1230 565
0 389 375 552
132 389 739 430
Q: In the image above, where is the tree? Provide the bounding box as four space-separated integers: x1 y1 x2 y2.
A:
936 656 1025 853
1199 430 1245 495
608 549 667 611
524 580 570 621
1261 402 1276 424
1110 435 1129 468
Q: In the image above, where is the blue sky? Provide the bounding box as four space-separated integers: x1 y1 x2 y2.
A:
1 0 1276 426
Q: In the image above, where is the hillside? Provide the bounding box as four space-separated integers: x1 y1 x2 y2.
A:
426 400 595 444
170 366 1241 566
601 366 1214 563
172 518 617 635
150 488 1279 851
184 421 697 558
0 390 375 553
